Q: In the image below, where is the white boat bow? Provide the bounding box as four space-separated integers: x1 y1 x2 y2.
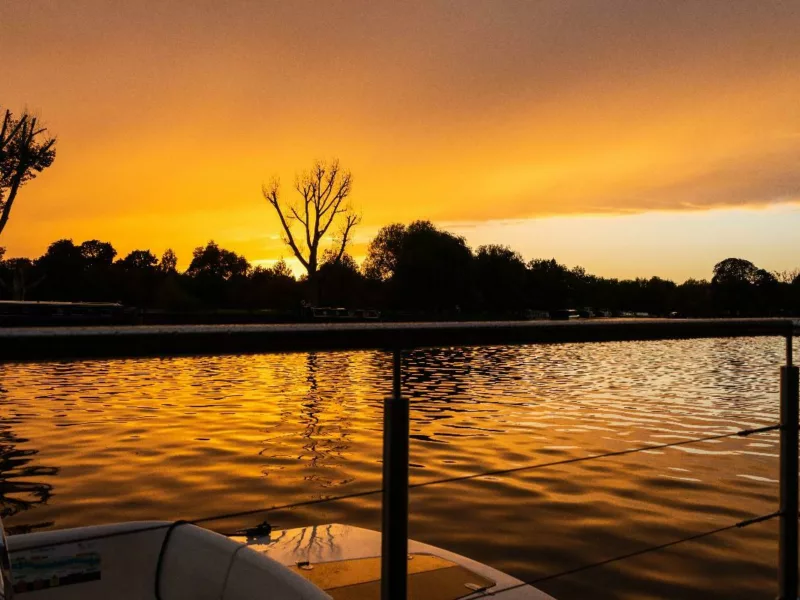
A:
3 521 553 600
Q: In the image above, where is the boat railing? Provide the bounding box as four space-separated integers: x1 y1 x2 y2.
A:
2 318 798 599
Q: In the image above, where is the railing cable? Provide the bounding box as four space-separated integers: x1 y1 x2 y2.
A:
484 511 780 596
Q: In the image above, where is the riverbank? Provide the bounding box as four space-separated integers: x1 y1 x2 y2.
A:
0 318 793 362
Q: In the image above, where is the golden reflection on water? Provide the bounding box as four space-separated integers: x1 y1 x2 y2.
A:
0 337 792 599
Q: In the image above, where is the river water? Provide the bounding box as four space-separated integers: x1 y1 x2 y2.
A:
1 337 793 599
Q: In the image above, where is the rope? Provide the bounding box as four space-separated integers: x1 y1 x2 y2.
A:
485 511 780 595
154 520 187 600
8 423 779 554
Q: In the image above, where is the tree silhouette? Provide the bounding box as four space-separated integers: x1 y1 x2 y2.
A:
187 241 250 280
712 258 760 286
0 257 40 300
675 278 713 317
115 250 160 307
159 248 178 274
79 240 116 268
753 268 780 314
317 251 363 307
186 241 251 307
527 259 573 309
712 258 762 315
0 230 797 318
34 239 85 300
119 249 158 271
269 259 294 279
79 240 117 300
0 108 56 237
363 223 406 281
474 244 527 312
262 159 360 301
249 259 300 310
373 221 474 311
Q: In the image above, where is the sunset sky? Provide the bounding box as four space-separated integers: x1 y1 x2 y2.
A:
3 1 799 281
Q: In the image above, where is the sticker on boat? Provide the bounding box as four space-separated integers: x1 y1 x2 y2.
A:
11 545 101 593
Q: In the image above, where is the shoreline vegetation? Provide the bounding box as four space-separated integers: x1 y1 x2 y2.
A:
0 233 797 324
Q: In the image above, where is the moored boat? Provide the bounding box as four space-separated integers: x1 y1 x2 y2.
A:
0 301 136 327
1 519 552 599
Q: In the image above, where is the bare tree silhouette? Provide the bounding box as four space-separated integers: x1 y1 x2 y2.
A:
0 109 56 237
262 159 360 301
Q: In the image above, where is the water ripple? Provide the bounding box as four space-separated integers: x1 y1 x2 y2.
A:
0 336 792 599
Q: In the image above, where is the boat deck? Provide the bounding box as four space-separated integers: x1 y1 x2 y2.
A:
234 524 554 600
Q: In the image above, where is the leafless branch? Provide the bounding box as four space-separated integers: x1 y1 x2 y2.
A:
262 159 359 280
333 211 362 264
261 179 309 270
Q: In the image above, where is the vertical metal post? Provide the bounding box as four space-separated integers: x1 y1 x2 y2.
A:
779 333 799 600
381 349 408 600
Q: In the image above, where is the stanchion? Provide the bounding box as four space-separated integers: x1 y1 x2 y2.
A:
381 349 408 600
778 334 798 600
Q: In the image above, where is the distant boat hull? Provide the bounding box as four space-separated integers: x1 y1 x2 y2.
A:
549 309 580 321
0 301 137 327
309 307 381 321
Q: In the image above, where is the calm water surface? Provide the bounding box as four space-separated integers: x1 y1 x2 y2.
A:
1 337 793 599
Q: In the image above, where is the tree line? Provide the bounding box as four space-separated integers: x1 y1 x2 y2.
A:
1 226 798 318
1 105 798 319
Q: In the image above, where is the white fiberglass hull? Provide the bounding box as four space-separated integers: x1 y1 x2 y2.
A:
6 522 553 600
